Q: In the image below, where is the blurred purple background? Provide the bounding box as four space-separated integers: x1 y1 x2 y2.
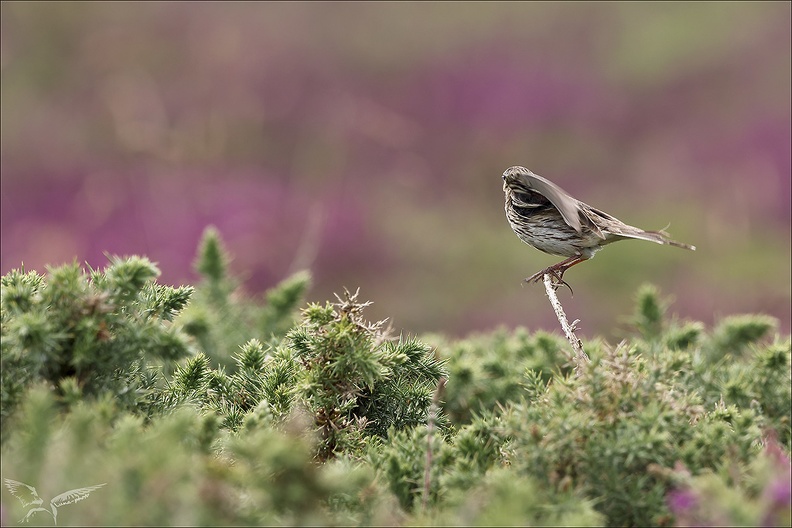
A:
2 3 790 337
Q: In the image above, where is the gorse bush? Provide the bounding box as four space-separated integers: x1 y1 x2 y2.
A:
1 256 193 432
503 343 764 526
163 288 446 461
426 327 572 425
177 226 311 371
1 228 789 526
288 290 446 460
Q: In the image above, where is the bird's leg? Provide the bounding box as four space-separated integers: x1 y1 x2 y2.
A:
523 256 586 294
524 255 582 283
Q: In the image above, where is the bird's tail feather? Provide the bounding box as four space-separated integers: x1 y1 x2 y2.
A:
620 228 696 251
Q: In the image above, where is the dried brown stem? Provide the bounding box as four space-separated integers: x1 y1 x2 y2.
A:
543 274 589 371
422 376 447 511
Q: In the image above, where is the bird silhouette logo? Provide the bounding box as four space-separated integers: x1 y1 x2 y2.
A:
4 479 106 525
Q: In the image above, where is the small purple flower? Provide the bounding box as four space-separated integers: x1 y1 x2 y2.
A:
667 488 699 514
765 476 792 507
761 487 792 527
760 438 792 526
762 438 792 507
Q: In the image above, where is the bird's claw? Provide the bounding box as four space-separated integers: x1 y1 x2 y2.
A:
523 267 574 296
551 275 574 296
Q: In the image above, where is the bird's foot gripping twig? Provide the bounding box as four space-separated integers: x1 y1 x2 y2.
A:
523 255 585 295
524 266 573 295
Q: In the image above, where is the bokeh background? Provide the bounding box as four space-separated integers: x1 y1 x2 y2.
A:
2 2 790 339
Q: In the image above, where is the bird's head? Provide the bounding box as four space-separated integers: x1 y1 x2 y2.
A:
502 165 530 183
501 165 583 233
501 165 537 192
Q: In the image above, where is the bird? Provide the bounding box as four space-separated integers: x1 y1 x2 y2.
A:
502 165 695 289
4 479 106 525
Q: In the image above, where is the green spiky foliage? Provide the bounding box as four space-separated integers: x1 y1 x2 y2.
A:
177 226 311 371
426 328 572 425
164 288 447 461
288 289 447 460
1 386 392 526
161 340 299 431
491 287 790 527
1 244 789 527
1 257 193 434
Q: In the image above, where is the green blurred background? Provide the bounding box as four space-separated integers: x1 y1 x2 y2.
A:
1 2 790 338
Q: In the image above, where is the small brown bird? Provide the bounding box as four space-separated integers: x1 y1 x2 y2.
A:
502 166 695 287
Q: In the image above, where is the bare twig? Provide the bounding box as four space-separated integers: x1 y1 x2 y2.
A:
543 274 589 371
422 376 447 511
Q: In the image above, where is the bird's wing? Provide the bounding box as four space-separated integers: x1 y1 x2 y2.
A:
50 484 106 507
3 479 40 507
522 171 584 233
578 204 620 240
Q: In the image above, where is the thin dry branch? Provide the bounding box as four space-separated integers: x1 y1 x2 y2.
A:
543 274 589 371
422 376 447 511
